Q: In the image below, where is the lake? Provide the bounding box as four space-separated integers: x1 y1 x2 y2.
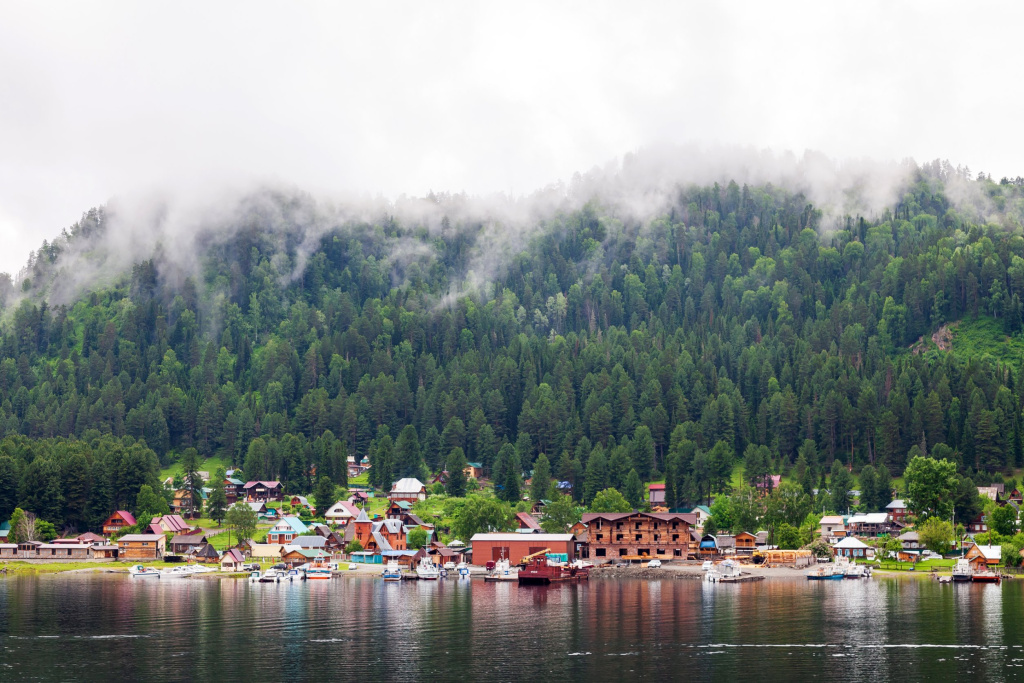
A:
1 573 1022 681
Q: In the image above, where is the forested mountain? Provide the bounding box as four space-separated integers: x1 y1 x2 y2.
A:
2 159 1024 531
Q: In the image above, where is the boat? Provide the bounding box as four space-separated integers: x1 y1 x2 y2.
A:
806 564 844 580
704 559 756 583
834 556 869 579
305 563 331 580
972 571 1001 584
483 558 519 582
248 570 263 583
129 565 161 579
518 556 589 585
188 564 217 574
259 568 282 583
952 558 974 582
285 567 307 582
415 557 440 580
382 560 402 582
160 565 193 579
456 562 471 578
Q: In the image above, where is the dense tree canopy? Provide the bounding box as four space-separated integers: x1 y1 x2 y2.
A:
2 166 1024 530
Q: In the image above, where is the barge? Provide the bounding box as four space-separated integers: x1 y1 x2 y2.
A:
517 557 590 585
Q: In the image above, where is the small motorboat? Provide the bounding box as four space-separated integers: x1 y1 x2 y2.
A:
415 556 440 580
382 560 402 582
248 570 263 583
129 565 161 579
259 568 282 583
285 567 307 582
305 563 331 580
807 564 844 580
188 564 217 574
704 559 743 583
456 562 471 578
972 571 1001 584
160 565 193 579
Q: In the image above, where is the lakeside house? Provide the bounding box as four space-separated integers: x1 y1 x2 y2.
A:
687 505 712 529
0 542 93 560
267 517 308 545
192 543 220 563
886 500 909 525
898 531 921 550
469 533 576 565
819 515 847 541
220 549 245 571
389 478 427 503
582 511 697 561
967 512 988 535
965 543 1001 569
464 462 484 480
154 515 191 534
169 534 209 555
281 547 330 567
833 537 872 559
243 481 284 503
102 511 136 536
734 531 758 555
117 534 166 560
847 512 900 537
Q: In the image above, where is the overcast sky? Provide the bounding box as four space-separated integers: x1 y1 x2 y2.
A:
1 2 1021 277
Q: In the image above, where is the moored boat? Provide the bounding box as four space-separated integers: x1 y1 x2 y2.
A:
305 563 331 580
952 558 974 582
806 564 844 580
415 556 440 580
259 568 282 583
456 562 471 578
160 565 193 579
248 570 263 583
382 560 402 582
483 558 519 582
972 571 1001 584
285 567 307 581
129 565 161 579
518 557 589 585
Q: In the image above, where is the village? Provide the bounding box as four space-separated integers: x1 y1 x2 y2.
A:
1 459 1018 586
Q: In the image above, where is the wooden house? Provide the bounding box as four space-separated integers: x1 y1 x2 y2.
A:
819 515 846 541
169 534 209 555
833 537 872 559
464 462 484 480
581 511 696 561
267 517 308 544
967 512 988 535
389 478 427 503
155 515 191 534
324 500 360 526
965 543 1001 569
224 478 245 504
243 480 284 503
290 495 314 512
281 547 330 567
886 500 909 525
193 543 220 563
648 483 666 505
117 534 166 560
734 531 758 555
102 510 136 536
516 512 542 532
220 549 245 571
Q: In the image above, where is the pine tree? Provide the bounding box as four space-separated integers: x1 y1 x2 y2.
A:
531 453 552 502
314 475 337 516
394 425 423 480
206 480 228 525
583 447 609 504
445 447 468 498
624 469 644 509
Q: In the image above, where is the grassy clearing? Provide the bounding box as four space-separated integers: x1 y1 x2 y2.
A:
949 316 1024 365
159 456 234 482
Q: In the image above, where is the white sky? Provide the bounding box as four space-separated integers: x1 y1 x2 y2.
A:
1 1 1022 276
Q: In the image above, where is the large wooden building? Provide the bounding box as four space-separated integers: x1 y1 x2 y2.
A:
469 533 576 565
581 511 697 561
117 534 166 560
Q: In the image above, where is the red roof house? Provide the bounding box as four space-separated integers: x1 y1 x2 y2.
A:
102 511 137 536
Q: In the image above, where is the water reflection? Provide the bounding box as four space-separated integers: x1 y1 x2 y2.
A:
1 575 1023 680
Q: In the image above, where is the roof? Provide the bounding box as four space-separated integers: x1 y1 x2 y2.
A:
243 480 282 489
291 495 310 505
282 547 329 559
581 512 697 525
834 537 871 549
516 512 542 530
222 549 245 563
77 532 104 543
170 534 207 546
226 478 244 485
886 499 907 509
716 535 736 548
391 478 425 493
158 515 190 532
118 534 164 542
290 536 328 548
648 484 666 490
820 515 845 525
194 544 219 558
355 508 371 523
690 505 712 516
470 533 574 542
326 501 360 518
391 500 413 510
276 517 309 534
975 545 1001 560
467 462 482 468
246 502 267 512
849 513 889 525
113 510 137 526
898 532 919 541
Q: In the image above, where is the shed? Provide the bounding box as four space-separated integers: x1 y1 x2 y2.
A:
834 537 872 559
220 549 245 571
469 533 575 565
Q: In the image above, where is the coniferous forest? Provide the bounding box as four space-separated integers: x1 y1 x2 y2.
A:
2 160 1024 534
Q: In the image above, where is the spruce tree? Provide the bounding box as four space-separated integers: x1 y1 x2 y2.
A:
531 453 552 502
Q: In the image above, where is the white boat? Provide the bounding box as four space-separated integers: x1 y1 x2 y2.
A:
160 565 193 579
248 570 263 583
456 561 471 578
188 564 216 574
952 558 974 582
305 564 331 580
704 559 743 583
129 565 161 579
415 557 440 580
382 560 402 582
285 567 307 581
259 568 282 583
834 556 868 578
483 558 519 582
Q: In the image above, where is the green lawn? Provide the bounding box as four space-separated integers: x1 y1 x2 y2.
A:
159 456 234 482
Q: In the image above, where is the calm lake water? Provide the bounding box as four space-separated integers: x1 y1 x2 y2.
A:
1 573 1022 681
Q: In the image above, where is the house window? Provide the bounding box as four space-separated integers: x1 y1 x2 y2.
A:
619 549 628 556
674 549 682 557
616 534 623 541
595 548 606 557
635 534 642 541
672 534 679 542
657 549 666 555
635 523 642 530
596 534 603 541
654 535 660 541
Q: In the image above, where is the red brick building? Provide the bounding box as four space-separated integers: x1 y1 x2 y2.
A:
581 511 697 561
469 533 576 565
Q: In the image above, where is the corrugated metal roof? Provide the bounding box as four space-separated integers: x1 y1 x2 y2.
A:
470 533 574 542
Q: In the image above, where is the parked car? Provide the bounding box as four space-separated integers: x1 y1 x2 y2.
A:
242 563 260 572
701 560 714 571
647 559 662 568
